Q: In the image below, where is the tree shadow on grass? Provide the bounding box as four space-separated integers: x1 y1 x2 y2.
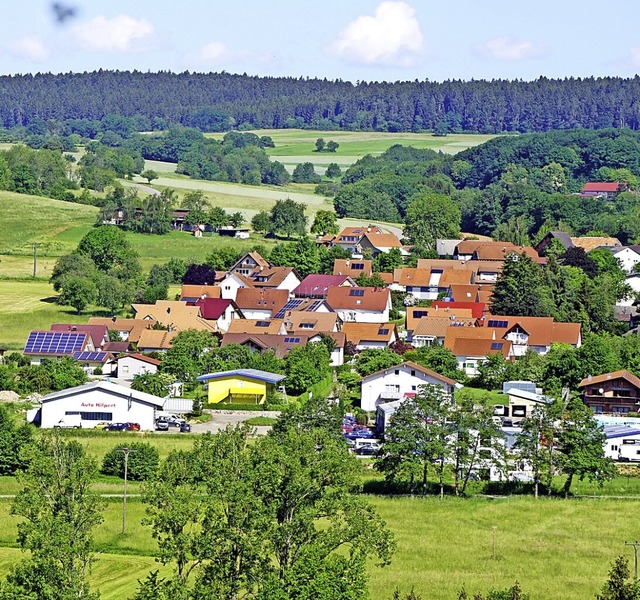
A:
40 296 58 304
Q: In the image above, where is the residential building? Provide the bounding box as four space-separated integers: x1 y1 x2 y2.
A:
342 322 398 350
24 330 94 364
221 333 310 358
136 329 179 352
579 370 640 414
360 360 458 412
131 300 217 332
409 316 476 347
88 317 158 344
293 274 354 298
113 353 161 380
444 327 515 376
581 182 629 198
195 298 242 333
234 288 289 320
333 258 373 278
326 286 391 323
180 284 222 302
226 319 288 336
229 251 269 276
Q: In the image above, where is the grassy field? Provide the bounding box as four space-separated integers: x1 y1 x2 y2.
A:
0 492 634 599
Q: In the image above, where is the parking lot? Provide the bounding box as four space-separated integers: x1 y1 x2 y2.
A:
156 410 281 436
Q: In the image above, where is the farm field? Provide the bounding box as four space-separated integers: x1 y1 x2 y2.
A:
0 492 634 599
205 129 497 175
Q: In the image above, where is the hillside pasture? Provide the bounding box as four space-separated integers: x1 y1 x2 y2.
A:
0 493 633 600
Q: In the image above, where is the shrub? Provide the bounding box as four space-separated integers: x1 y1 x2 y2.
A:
101 442 159 481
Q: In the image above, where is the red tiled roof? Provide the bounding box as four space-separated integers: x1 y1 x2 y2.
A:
578 370 640 389
582 182 621 193
293 274 352 297
326 286 391 312
432 301 486 319
195 298 234 320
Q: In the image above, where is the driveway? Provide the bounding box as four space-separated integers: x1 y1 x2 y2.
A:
189 410 280 436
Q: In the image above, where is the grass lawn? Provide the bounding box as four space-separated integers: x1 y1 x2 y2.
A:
207 129 497 157
0 492 634 599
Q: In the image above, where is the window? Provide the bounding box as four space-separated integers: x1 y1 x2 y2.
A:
411 370 416 377
611 445 619 452
256 321 270 327
66 411 113 421
411 386 416 391
300 323 314 329
352 263 365 270
413 310 428 318
613 406 631 414
349 289 365 296
512 406 526 417
378 328 389 336
394 370 400 375
490 342 504 350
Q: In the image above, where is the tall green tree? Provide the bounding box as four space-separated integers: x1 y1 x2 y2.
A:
270 198 308 239
310 210 339 236
404 193 461 251
491 253 554 317
0 434 103 600
557 396 615 497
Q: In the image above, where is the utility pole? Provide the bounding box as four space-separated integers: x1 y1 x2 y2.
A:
32 242 40 279
117 447 134 534
625 541 640 580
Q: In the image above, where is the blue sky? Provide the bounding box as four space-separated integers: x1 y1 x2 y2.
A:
1 0 639 82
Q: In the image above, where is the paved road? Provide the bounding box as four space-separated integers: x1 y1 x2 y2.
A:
188 410 280 435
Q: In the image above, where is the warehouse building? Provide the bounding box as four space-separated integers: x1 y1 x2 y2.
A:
39 381 165 430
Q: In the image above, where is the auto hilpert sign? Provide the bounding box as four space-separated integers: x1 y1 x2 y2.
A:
80 402 117 409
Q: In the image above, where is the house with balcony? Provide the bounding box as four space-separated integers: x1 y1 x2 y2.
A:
579 370 640 414
360 361 459 412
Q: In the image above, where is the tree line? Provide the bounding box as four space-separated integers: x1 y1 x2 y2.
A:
4 71 640 133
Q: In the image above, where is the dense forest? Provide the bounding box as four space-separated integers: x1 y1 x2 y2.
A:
3 71 640 133
333 129 640 245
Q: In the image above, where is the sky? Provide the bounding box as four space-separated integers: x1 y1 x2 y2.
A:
1 0 640 82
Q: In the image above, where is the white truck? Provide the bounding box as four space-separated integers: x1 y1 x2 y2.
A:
618 439 640 462
53 415 82 429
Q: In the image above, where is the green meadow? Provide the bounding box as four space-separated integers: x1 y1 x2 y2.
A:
0 492 634 599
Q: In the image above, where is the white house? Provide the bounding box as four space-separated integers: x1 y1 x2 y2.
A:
326 287 391 324
219 272 254 301
114 353 161 380
39 381 165 430
360 361 459 413
610 246 640 274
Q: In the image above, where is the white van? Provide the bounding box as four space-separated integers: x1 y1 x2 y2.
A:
618 439 640 462
53 415 82 429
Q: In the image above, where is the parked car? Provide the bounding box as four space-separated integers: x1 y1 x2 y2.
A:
94 422 110 430
106 422 129 431
179 422 191 433
355 445 378 456
155 419 169 431
127 422 141 431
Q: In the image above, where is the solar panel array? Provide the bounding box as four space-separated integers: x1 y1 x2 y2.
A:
72 351 108 362
25 331 86 355
307 300 323 311
284 337 301 344
488 319 509 328
274 299 304 319
490 342 504 350
349 289 365 297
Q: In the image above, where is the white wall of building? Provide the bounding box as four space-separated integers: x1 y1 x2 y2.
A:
361 364 454 412
117 356 158 380
335 308 389 324
41 386 163 430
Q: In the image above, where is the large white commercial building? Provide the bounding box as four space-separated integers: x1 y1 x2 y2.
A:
39 381 165 431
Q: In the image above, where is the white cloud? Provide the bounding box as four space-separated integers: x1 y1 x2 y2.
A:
6 35 50 62
476 36 543 61
329 1 423 66
183 42 272 70
629 47 640 67
72 14 155 53
194 42 230 63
